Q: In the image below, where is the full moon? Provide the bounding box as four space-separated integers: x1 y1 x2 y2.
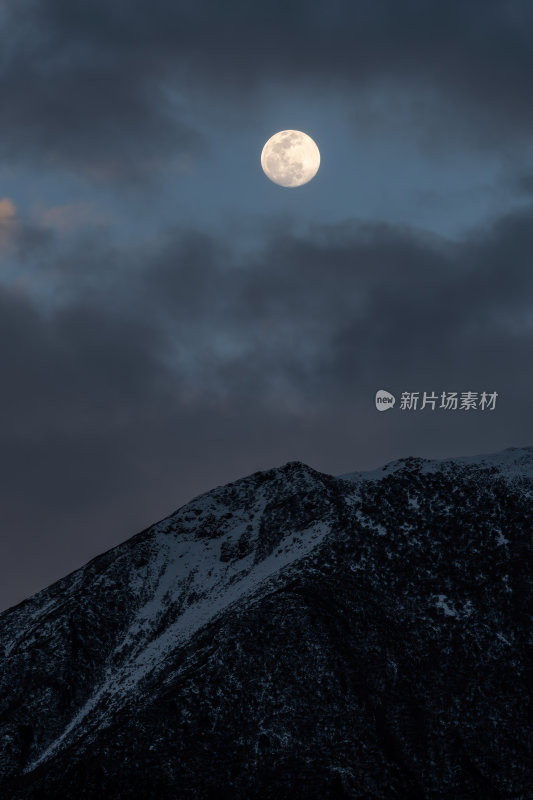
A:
261 130 320 188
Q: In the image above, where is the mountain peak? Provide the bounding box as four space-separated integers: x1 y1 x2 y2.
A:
341 444 533 483
1 446 532 798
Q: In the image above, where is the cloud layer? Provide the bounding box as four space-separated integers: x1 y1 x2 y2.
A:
2 1 533 178
1 0 532 611
1 204 532 608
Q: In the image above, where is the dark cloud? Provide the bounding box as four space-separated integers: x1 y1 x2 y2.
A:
1 204 532 609
0 2 206 181
1 1 533 178
516 174 533 196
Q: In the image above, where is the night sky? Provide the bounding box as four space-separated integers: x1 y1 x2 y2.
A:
1 0 533 611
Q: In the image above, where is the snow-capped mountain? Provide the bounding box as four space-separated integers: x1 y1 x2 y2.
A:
1 448 532 798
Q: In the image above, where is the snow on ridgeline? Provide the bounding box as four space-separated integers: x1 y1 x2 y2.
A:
23 465 333 772
26 519 330 773
340 446 533 484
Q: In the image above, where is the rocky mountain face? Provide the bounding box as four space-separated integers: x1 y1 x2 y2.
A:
1 447 532 799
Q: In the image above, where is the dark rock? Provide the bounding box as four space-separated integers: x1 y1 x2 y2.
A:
1 447 532 798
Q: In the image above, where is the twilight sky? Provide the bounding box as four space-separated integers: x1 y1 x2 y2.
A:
1 0 533 610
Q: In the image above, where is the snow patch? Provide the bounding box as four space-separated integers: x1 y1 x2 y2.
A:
25 518 330 773
434 595 457 617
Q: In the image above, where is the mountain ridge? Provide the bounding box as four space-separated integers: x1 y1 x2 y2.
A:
1 447 532 798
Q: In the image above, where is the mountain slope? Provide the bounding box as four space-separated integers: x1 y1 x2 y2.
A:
1 451 532 798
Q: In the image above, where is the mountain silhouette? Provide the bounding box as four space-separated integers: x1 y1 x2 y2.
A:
1 448 532 798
